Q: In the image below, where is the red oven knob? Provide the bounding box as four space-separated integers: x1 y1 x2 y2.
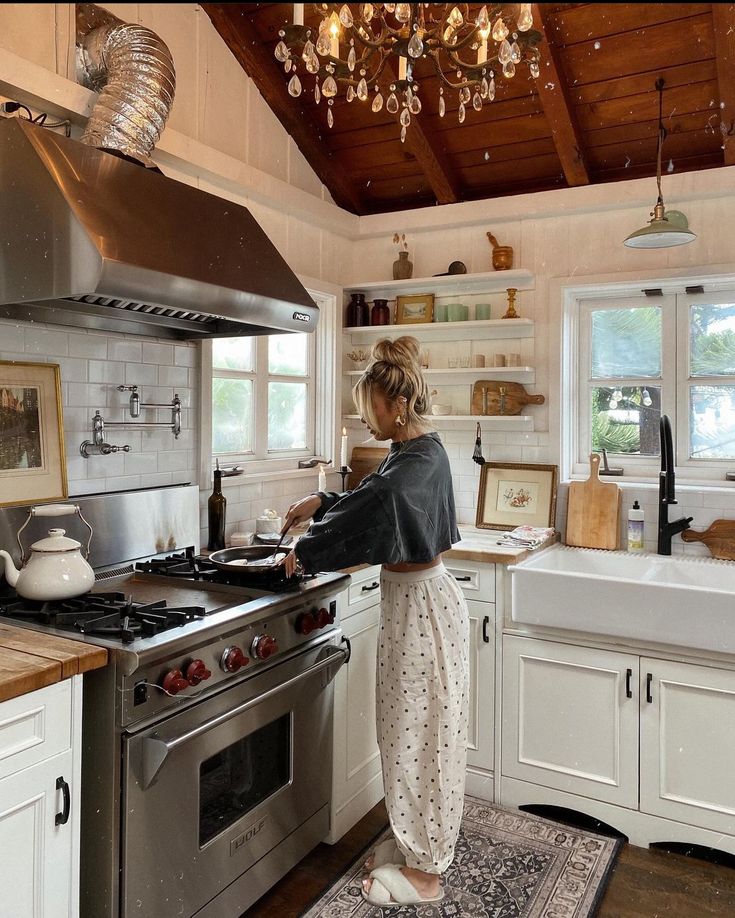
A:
251 634 278 660
316 607 331 629
221 646 248 673
296 612 316 635
162 669 189 695
186 659 212 685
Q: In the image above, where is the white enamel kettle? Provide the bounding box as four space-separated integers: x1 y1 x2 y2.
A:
0 504 95 601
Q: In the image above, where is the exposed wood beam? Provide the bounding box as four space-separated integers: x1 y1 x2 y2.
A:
531 4 589 186
712 2 735 166
379 62 461 205
201 4 363 213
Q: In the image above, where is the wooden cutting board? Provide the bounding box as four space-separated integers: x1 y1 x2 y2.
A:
471 380 545 416
347 446 389 489
682 520 735 560
565 453 622 550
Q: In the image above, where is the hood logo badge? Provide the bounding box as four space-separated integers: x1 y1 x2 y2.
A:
293 312 311 323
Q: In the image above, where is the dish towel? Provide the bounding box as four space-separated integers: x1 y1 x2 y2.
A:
497 526 555 549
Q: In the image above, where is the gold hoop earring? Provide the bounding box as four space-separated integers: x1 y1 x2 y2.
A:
395 414 406 427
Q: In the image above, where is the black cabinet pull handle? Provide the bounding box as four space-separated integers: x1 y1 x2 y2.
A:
55 776 70 826
482 616 490 643
453 575 472 582
625 668 632 698
361 582 379 592
341 635 352 664
646 672 653 704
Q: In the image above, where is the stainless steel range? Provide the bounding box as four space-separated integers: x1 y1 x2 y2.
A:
0 485 350 918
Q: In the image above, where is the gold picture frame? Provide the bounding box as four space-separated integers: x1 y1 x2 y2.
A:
396 293 435 324
0 361 67 507
476 462 558 531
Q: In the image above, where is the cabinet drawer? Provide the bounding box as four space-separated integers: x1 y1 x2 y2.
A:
0 680 72 780
445 562 495 602
346 565 382 616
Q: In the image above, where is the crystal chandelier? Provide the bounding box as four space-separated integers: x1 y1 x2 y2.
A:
275 3 542 142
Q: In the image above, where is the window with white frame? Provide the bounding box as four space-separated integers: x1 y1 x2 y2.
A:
573 287 735 480
212 332 315 462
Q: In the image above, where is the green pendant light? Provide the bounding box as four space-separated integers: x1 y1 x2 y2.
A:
624 79 696 249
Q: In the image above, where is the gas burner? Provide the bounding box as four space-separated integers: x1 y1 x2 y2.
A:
0 592 206 643
135 548 216 580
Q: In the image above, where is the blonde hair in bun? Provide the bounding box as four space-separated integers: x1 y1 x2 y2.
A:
352 336 432 436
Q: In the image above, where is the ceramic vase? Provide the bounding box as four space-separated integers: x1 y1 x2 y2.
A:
393 250 413 280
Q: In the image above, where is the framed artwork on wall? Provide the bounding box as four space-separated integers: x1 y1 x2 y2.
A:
396 293 435 324
0 361 67 507
476 462 558 530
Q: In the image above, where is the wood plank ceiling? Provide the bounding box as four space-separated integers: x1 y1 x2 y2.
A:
202 3 735 216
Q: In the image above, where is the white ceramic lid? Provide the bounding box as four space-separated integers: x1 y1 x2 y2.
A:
31 528 81 552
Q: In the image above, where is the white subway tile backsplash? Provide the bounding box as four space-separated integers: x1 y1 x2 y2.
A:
0 324 25 351
106 475 142 492
158 365 190 387
67 382 109 407
140 471 175 488
142 343 174 366
108 340 143 363
70 478 109 496
126 362 159 386
175 345 198 367
68 333 108 359
54 357 88 383
89 360 126 383
124 453 158 476
24 327 69 356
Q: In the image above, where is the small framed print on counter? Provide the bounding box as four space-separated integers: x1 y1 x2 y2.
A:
0 361 67 507
396 293 434 324
476 462 558 531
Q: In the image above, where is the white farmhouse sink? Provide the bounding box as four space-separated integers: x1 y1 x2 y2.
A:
508 544 735 654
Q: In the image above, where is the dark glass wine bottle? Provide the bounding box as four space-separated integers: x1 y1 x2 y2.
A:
207 459 226 551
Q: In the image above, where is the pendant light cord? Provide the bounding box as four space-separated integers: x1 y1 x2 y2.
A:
656 77 666 207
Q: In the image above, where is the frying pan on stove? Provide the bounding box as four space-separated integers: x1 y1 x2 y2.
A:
207 545 292 575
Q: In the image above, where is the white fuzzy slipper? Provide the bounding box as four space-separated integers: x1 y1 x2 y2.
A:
361 863 444 906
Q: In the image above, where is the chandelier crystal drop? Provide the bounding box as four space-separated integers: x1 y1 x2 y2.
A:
275 2 541 136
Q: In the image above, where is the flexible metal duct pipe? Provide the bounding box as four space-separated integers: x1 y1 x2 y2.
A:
80 20 176 168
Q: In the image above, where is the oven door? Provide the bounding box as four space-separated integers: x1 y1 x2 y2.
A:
121 636 346 918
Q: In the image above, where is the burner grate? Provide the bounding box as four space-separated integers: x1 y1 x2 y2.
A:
0 592 206 643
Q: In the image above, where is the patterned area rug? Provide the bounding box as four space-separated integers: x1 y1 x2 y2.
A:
301 796 623 917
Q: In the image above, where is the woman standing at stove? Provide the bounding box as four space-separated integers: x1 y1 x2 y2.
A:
282 336 469 908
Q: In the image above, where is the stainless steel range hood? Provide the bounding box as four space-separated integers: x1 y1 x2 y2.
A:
0 118 318 339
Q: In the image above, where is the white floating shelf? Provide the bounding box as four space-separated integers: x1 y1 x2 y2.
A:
344 269 534 298
343 414 535 431
344 317 533 342
344 366 535 384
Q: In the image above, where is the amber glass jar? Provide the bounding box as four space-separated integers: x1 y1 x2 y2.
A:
371 299 390 325
346 292 369 327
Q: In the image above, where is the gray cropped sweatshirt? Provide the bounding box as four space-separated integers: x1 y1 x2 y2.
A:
294 432 460 573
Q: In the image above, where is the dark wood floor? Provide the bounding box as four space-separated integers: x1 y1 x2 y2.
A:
243 801 735 917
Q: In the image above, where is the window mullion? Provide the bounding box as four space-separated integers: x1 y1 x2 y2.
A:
255 337 269 460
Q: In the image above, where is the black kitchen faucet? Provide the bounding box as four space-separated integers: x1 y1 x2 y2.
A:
657 414 693 555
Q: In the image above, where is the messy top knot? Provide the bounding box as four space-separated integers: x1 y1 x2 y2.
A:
352 335 432 436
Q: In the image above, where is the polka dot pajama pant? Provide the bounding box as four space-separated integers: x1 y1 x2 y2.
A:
377 564 470 875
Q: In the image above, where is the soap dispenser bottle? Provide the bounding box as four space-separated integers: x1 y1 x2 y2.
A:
627 500 644 552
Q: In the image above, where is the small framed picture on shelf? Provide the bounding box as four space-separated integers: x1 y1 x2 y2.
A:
396 293 435 325
476 462 558 531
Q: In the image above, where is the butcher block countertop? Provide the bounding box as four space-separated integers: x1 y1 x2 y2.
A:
444 526 559 564
0 625 108 703
341 528 558 573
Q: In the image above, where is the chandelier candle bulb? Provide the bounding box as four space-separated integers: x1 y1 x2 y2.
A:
293 3 303 27
398 55 407 81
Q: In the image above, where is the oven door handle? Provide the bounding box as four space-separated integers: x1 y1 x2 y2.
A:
141 645 348 789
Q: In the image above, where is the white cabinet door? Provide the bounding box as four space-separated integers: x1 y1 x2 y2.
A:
466 598 494 772
328 601 383 843
0 749 74 918
502 635 639 808
640 658 735 835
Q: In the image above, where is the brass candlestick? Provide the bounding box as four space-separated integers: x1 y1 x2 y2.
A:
502 287 519 319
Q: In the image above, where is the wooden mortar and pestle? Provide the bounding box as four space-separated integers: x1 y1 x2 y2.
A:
487 232 514 271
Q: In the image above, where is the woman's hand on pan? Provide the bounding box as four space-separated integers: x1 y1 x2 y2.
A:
282 494 322 533
281 549 299 578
